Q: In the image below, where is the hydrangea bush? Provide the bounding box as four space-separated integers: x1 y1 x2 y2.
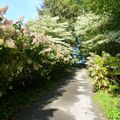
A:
0 6 72 98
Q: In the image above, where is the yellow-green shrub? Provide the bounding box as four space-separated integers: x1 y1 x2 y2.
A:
86 52 120 93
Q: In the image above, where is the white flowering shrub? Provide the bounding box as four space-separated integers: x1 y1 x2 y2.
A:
74 13 108 36
28 14 75 45
83 30 120 50
75 12 120 55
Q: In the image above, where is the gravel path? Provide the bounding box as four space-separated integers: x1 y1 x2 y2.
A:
15 68 105 120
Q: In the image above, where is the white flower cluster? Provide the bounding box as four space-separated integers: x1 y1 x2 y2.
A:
75 12 120 50
74 13 108 36
28 14 74 44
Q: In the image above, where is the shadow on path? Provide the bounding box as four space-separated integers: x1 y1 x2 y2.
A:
14 68 80 120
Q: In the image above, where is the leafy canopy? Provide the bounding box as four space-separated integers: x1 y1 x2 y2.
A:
43 0 82 21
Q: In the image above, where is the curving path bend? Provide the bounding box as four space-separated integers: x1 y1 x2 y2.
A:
15 68 105 120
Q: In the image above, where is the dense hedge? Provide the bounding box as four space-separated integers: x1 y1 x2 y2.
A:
0 6 72 98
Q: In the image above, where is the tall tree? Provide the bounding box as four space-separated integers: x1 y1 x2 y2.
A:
43 0 82 21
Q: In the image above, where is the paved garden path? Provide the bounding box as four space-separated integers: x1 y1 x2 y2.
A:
15 68 105 120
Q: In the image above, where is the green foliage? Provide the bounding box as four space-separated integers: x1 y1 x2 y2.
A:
86 52 120 93
94 91 120 120
83 0 120 15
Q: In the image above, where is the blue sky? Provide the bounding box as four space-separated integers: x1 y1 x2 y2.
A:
0 0 43 22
